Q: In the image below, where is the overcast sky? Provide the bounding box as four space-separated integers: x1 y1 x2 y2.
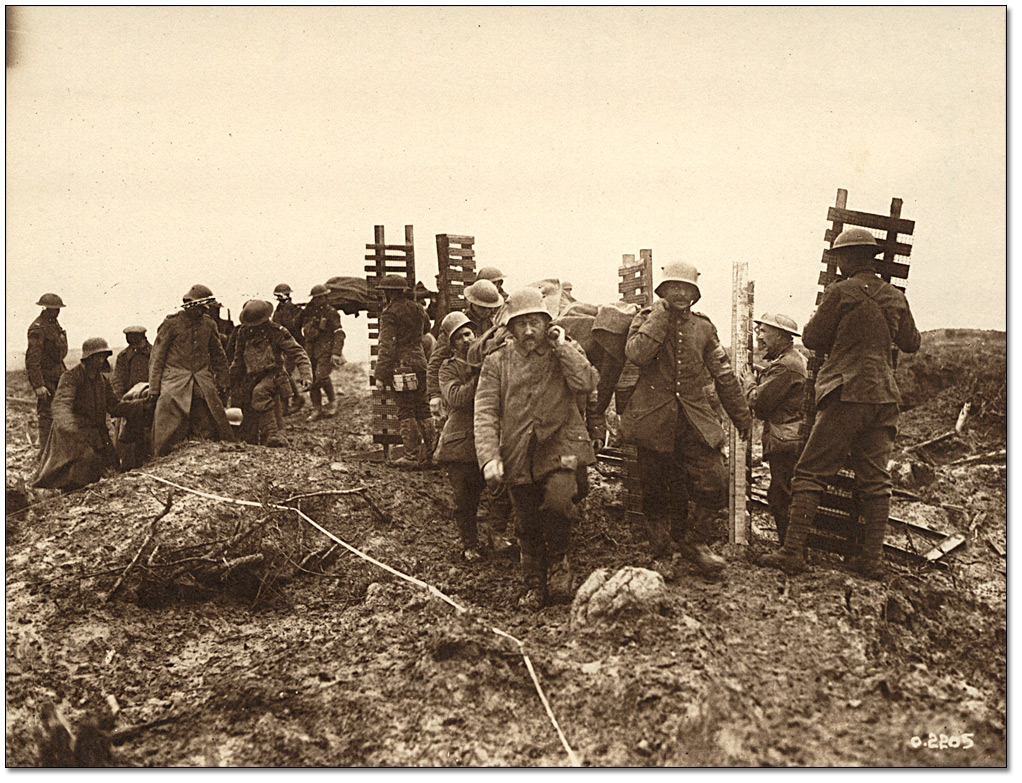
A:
5 6 1006 363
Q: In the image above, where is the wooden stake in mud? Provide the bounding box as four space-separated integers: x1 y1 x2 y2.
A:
616 250 653 529
435 234 477 326
365 225 416 455
799 190 916 558
728 262 754 545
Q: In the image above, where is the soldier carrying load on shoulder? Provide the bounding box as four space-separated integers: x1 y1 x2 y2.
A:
230 299 312 448
272 283 307 415
620 261 752 580
760 228 921 579
301 284 342 421
26 293 69 450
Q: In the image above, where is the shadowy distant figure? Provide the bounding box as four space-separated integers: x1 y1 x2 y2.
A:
25 292 68 450
301 284 341 421
111 325 153 469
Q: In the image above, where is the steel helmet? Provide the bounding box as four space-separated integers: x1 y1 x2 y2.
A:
240 299 274 326
122 325 147 335
463 279 502 309
754 313 800 337
225 407 244 426
81 337 113 360
183 284 214 302
36 293 66 308
440 311 473 341
503 287 551 325
655 261 701 302
273 283 292 296
476 266 504 285
377 275 409 291
831 227 882 255
309 284 329 297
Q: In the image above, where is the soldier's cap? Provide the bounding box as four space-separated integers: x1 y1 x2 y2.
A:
754 313 800 337
122 325 147 335
81 337 113 360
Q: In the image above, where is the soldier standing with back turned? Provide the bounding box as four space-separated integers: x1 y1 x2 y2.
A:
25 293 69 450
760 228 921 579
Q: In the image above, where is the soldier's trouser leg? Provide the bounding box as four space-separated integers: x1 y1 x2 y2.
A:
252 374 281 444
188 392 218 441
36 383 56 450
675 418 728 544
636 447 675 557
510 483 547 593
847 404 898 574
446 463 484 550
766 451 798 545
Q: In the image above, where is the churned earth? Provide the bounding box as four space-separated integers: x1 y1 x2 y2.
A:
4 330 1006 767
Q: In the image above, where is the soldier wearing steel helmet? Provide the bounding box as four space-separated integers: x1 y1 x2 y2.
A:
475 266 508 302
620 261 752 580
25 293 69 449
230 299 312 448
746 313 807 546
149 285 235 457
474 287 600 610
374 275 434 468
426 279 504 419
761 228 920 579
112 325 154 469
34 338 147 490
271 283 307 414
434 311 486 562
301 284 342 421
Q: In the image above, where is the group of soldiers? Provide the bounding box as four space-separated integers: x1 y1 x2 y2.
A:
24 226 919 608
28 282 345 490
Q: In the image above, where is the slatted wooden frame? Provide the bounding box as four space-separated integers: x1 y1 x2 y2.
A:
435 234 477 325
728 268 755 544
800 190 915 557
617 250 653 528
366 225 417 452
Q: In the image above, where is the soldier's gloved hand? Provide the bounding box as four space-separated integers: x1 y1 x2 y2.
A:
738 424 751 442
546 325 566 346
651 298 672 317
429 397 443 417
483 458 504 488
34 386 51 401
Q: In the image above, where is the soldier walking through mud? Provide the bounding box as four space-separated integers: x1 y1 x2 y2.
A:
301 284 342 421
374 275 436 469
474 287 600 610
745 313 807 545
111 325 154 470
620 261 752 580
230 299 313 448
434 312 486 562
34 338 148 491
25 293 69 451
149 284 235 457
272 283 307 415
761 228 921 579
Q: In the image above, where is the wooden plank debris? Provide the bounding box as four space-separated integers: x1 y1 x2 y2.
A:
949 449 1006 467
923 534 966 562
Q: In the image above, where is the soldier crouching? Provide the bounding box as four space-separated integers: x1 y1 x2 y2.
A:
474 287 600 610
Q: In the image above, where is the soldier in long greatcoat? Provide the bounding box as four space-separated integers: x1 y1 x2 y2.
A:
25 293 69 450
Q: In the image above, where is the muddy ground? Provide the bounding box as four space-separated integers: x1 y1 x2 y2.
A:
4 330 1007 767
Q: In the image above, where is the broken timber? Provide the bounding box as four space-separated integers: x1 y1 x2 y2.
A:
366 225 416 455
435 234 477 326
799 189 917 563
614 250 653 528
729 262 754 544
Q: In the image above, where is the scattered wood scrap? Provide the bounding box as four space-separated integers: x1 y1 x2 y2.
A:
922 534 966 562
949 449 1006 467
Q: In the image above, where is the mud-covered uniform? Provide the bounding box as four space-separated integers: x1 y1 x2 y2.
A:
621 302 752 554
436 354 485 550
230 321 312 444
474 334 599 596
301 300 341 407
34 362 144 490
747 343 806 544
112 339 153 469
25 312 68 448
149 309 234 456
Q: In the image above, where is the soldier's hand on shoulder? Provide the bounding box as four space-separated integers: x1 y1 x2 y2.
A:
546 325 566 346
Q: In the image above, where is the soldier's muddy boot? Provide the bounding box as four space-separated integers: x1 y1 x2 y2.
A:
321 400 337 418
416 418 437 469
518 552 547 610
547 554 574 604
306 404 323 422
288 393 305 415
760 491 819 575
846 497 889 580
675 506 726 577
260 410 287 448
390 420 421 469
456 510 481 562
645 516 672 560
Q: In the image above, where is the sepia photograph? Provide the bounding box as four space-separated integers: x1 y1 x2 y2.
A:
5 6 1007 768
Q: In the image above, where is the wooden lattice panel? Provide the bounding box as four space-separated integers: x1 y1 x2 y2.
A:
365 224 416 451
801 189 916 557
728 270 754 545
435 234 477 325
616 249 653 527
